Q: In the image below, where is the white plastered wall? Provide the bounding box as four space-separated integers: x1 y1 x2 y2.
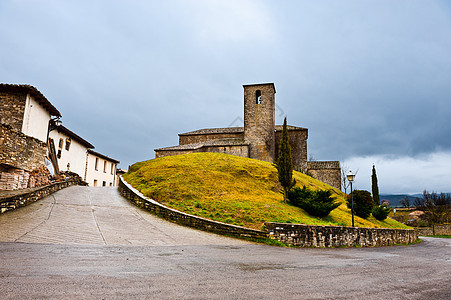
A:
21 94 51 142
85 153 117 187
49 130 89 178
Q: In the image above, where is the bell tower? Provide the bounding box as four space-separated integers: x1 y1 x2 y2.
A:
243 83 276 162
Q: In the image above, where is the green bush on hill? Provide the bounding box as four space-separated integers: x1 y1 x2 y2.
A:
372 205 390 221
288 186 340 218
347 190 374 219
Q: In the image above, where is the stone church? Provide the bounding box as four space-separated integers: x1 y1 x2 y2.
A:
155 83 341 189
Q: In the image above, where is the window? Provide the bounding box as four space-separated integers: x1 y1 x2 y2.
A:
93 179 98 187
58 138 64 149
95 157 99 171
256 90 262 104
103 161 107 173
110 163 114 175
102 181 106 186
65 138 71 151
57 150 62 159
109 183 112 187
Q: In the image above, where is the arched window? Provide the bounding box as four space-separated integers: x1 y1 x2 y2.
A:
256 90 262 104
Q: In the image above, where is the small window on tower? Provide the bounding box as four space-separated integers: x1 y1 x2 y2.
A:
256 90 262 104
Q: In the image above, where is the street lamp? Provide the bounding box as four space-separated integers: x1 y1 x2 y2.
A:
46 117 62 142
347 171 356 227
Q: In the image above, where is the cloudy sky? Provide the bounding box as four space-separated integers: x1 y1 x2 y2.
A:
1 0 450 194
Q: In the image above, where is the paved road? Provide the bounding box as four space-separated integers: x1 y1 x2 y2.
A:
0 186 249 246
0 186 450 299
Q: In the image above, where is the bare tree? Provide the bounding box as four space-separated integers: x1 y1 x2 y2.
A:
308 154 316 162
341 165 350 194
414 191 451 234
341 165 358 194
400 196 410 208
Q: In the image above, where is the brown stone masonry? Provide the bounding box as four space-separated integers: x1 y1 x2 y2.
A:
0 90 27 132
0 179 80 214
266 222 418 247
243 83 276 162
0 123 47 172
308 161 341 190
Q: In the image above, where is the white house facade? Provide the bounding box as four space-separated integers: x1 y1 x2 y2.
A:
49 125 94 178
85 149 119 187
21 93 53 143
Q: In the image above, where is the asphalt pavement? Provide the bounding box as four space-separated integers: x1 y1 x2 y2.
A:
0 186 449 299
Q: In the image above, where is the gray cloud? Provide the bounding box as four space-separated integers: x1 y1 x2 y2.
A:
1 0 450 191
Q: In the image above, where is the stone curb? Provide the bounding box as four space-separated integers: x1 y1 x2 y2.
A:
0 179 80 214
118 176 268 240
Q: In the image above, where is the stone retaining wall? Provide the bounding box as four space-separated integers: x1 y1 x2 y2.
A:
266 222 418 247
118 176 267 240
0 179 80 213
0 123 47 172
415 224 451 236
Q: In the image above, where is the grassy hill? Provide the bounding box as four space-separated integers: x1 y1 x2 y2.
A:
123 153 409 230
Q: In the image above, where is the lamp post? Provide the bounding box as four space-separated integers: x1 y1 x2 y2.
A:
46 117 62 143
347 171 356 227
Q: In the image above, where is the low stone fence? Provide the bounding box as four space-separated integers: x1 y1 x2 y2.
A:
266 222 418 247
415 224 451 236
0 179 80 213
118 176 267 240
119 176 418 247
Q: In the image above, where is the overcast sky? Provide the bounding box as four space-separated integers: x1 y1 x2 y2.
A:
1 0 450 194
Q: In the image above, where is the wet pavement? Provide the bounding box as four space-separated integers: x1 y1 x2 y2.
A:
0 186 249 246
0 186 450 299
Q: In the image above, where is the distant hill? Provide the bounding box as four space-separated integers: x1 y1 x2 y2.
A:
380 194 421 207
381 192 451 207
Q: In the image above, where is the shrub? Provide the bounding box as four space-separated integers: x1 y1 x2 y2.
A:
347 190 374 219
372 205 390 221
288 186 340 218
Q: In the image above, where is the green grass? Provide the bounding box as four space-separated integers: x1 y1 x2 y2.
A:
124 152 410 230
424 235 451 238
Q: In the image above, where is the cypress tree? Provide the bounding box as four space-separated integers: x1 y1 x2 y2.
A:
372 165 380 206
276 117 295 202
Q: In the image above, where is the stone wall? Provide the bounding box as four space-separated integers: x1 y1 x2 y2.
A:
155 148 203 159
266 222 418 247
0 90 26 132
179 132 244 145
415 224 451 236
203 145 249 157
118 176 267 240
0 123 47 171
120 176 417 247
308 161 341 190
0 166 51 190
275 129 308 172
243 84 275 163
0 179 79 214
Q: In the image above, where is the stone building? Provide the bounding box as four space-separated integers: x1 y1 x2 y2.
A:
0 84 61 189
0 83 120 190
155 83 341 189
